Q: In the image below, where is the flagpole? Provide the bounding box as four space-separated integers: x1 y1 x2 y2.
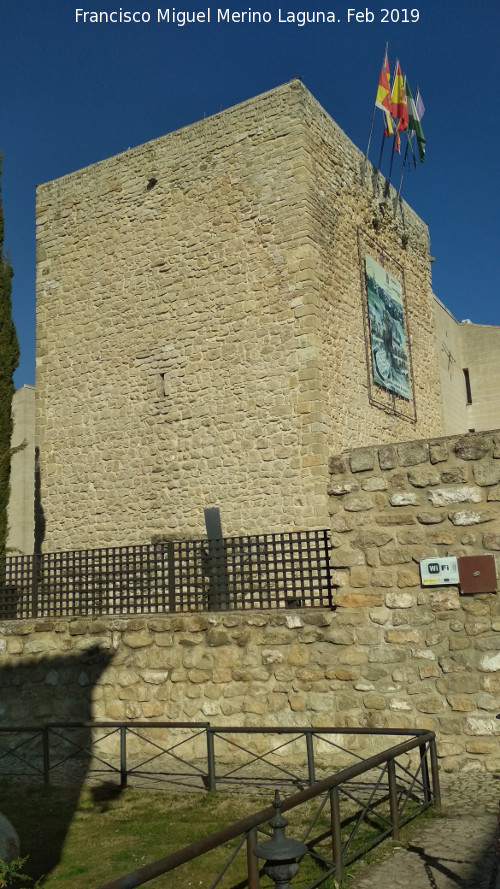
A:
377 131 386 172
365 42 389 170
396 142 409 199
385 134 397 196
364 105 377 169
397 75 414 200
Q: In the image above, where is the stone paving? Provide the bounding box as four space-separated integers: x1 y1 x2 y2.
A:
353 771 500 888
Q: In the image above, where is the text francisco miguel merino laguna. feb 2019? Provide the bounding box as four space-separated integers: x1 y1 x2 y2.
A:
74 7 421 25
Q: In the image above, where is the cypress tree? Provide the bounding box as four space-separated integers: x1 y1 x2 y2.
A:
0 156 19 558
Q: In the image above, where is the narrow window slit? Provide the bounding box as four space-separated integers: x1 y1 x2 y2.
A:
463 368 472 405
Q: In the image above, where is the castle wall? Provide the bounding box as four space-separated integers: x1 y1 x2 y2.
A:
432 297 469 434
460 323 500 433
299 90 443 455
35 81 444 552
327 429 499 772
432 297 500 436
6 386 35 554
1 429 498 773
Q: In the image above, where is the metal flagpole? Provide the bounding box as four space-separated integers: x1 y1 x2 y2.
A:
397 77 421 201
365 43 389 174
396 142 409 200
377 131 387 172
364 103 378 169
385 134 396 193
397 116 414 200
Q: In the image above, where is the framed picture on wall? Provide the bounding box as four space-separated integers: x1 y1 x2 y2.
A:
358 231 416 422
365 253 410 400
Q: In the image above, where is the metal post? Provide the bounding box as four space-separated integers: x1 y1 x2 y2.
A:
204 508 229 610
32 552 39 619
206 728 216 792
388 758 400 840
305 731 316 786
167 541 176 613
420 742 431 804
42 725 50 785
120 726 127 789
330 786 343 884
429 737 441 809
323 528 334 608
247 827 261 889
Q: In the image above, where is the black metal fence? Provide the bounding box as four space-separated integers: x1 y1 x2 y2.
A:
0 529 333 620
0 721 440 799
0 722 440 887
95 729 440 889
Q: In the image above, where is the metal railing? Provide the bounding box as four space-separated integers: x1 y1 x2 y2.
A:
88 726 439 889
0 722 440 887
0 529 333 619
0 722 439 793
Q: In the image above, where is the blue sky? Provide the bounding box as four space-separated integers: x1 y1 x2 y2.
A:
2 0 499 387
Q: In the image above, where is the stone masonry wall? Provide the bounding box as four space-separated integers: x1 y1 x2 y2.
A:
1 431 499 777
327 430 500 773
433 296 469 435
36 82 319 550
35 80 444 552
7 386 35 554
299 88 443 456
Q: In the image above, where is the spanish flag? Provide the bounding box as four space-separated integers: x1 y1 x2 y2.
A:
375 48 394 136
391 60 408 151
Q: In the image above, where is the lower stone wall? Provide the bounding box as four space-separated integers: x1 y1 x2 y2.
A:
0 596 498 773
327 430 500 773
1 430 498 775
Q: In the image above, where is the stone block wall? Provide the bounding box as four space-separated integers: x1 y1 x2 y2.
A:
1 424 499 777
433 296 469 435
35 80 444 552
0 610 436 771
7 386 35 554
327 430 500 772
300 90 442 454
1 429 498 773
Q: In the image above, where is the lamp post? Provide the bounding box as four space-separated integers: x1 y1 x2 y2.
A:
253 790 308 889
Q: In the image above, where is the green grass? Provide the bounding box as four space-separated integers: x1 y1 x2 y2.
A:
0 781 435 888
1 782 270 888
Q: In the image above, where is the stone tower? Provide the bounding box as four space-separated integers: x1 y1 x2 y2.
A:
35 80 444 550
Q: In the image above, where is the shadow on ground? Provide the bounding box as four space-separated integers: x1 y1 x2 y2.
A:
0 645 115 883
355 775 500 889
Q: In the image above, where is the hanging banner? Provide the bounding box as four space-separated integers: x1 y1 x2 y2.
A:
364 253 410 400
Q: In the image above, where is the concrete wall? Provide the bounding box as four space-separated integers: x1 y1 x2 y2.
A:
433 296 500 435
1 430 498 774
35 80 444 552
433 297 469 434
460 323 500 433
6 386 35 554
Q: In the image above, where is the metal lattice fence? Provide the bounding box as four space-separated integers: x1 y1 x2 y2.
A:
0 529 333 619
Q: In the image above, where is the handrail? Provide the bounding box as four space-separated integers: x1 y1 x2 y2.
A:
0 722 432 734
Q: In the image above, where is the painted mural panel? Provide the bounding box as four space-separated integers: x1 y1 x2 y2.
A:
365 253 410 400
